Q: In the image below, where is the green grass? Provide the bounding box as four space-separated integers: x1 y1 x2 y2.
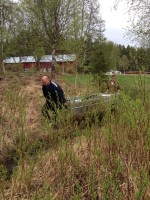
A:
62 73 150 94
62 73 93 85
117 74 150 92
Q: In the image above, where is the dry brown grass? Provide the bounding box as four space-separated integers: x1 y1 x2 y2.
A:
0 72 150 200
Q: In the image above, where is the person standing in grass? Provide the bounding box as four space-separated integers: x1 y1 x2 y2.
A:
106 74 120 93
41 75 67 121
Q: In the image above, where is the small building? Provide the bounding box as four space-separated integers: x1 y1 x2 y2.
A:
21 56 36 70
4 56 36 71
39 55 52 72
106 70 122 75
4 54 76 72
56 54 76 73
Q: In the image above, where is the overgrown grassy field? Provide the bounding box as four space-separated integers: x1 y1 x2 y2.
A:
0 72 150 199
62 73 150 94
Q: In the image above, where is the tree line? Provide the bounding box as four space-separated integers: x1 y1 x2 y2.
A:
0 0 104 71
0 0 150 75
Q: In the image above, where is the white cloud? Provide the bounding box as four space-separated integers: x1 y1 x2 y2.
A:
99 0 131 46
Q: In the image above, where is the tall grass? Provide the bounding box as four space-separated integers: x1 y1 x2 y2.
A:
0 73 150 199
63 73 150 96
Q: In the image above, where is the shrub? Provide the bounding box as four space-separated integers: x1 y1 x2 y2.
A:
5 63 23 72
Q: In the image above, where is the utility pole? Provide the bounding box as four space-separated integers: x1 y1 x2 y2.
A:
0 0 6 76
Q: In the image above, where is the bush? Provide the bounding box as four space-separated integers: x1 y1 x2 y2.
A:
55 64 62 74
92 73 109 92
5 64 23 72
77 65 92 74
65 66 75 74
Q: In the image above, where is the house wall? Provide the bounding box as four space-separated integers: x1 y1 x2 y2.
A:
23 62 36 69
5 60 76 72
40 62 52 69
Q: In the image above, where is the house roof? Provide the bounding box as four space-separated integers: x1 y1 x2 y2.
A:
56 54 76 62
21 56 36 63
4 57 20 64
40 55 52 63
4 54 76 64
40 54 76 62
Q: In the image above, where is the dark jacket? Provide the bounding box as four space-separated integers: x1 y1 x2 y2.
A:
107 80 120 93
42 81 66 110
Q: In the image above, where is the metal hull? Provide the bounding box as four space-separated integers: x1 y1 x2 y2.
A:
67 93 119 117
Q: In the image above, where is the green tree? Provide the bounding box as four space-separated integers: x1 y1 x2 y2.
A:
116 0 150 47
128 47 138 70
136 47 150 71
63 0 105 63
33 47 45 71
110 43 121 69
119 55 129 73
0 0 20 74
21 0 75 70
90 42 113 74
89 42 112 90
61 0 105 89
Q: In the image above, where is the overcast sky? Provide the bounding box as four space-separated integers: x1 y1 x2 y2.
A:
99 0 132 46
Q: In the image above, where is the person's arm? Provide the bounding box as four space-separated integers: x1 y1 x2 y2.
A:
61 91 66 104
42 86 47 98
54 84 66 104
58 87 66 104
51 81 67 107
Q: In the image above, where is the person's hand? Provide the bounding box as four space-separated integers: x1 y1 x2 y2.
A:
64 102 68 109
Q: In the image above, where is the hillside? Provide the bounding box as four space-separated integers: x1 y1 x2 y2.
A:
0 72 150 200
